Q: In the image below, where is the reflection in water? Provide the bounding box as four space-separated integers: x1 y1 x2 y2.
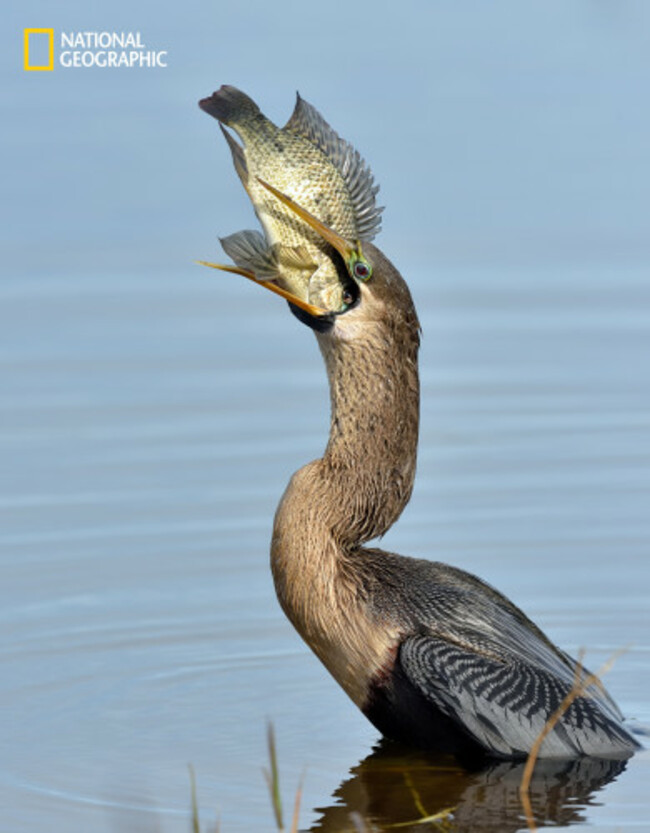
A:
310 740 627 832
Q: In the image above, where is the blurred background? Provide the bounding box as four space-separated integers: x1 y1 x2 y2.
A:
2 1 650 830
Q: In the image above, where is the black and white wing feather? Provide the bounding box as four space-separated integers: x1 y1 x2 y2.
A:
400 635 639 758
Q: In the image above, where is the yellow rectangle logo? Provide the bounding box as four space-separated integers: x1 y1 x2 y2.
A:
24 28 54 71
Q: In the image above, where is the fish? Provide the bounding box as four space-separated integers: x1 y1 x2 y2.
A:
198 85 383 312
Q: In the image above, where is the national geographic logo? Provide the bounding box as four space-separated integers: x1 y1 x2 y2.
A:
23 29 54 71
23 29 168 70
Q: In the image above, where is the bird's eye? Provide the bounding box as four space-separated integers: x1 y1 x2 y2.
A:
352 260 372 281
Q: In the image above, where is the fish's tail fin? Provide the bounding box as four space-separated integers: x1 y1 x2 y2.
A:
199 85 261 126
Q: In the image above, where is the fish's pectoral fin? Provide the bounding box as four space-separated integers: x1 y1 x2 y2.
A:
220 230 278 280
274 244 316 271
307 261 348 312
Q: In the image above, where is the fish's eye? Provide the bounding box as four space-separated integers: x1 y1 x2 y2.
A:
352 260 372 282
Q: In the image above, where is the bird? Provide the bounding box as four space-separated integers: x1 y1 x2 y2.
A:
196 88 640 757
223 180 641 762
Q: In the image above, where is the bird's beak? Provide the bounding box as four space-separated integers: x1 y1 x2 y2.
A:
256 177 364 270
196 260 330 319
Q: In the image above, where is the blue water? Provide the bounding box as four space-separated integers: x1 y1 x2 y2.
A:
2 1 650 830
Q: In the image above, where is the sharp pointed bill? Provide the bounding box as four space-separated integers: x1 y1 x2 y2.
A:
196 259 329 318
256 178 374 283
256 177 353 259
198 227 330 318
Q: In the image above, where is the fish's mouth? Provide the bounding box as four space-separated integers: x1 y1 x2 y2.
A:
198 180 365 320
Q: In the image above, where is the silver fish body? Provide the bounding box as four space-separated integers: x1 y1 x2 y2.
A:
199 86 382 311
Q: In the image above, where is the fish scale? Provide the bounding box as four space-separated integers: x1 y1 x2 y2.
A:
199 85 382 311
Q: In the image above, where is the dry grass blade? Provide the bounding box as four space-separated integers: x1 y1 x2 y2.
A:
188 763 221 833
188 764 200 833
263 722 284 831
289 768 306 833
519 648 626 832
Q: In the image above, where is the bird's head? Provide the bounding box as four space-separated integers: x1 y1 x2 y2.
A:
199 178 419 342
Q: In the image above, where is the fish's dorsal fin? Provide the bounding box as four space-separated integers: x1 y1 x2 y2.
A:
285 94 383 242
220 230 278 281
219 124 249 187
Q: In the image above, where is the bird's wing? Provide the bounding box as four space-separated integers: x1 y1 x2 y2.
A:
399 634 638 758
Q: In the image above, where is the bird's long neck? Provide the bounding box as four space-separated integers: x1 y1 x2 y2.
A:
270 297 420 703
272 309 420 582
316 322 420 544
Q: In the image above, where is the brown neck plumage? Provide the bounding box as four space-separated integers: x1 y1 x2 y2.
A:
272 285 420 571
269 256 420 694
315 314 420 546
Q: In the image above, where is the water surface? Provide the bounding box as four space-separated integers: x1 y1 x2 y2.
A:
3 1 650 830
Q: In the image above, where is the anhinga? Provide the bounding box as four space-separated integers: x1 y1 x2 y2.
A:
203 155 639 764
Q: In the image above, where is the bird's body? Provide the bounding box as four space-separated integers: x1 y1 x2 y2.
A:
199 89 639 761
269 241 638 760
